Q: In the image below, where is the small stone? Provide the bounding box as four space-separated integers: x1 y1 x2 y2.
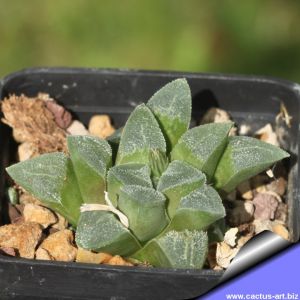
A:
35 247 54 261
275 202 288 223
106 255 133 266
266 177 287 196
253 193 278 220
224 227 238 247
216 242 239 269
23 204 57 229
227 200 254 226
18 142 35 161
45 101 72 129
88 115 115 139
201 108 231 124
0 222 43 259
8 204 24 224
19 192 42 205
253 219 273 234
238 124 251 136
0 247 17 257
38 229 77 262
76 248 112 264
255 124 279 146
272 223 289 240
66 120 90 136
237 181 253 200
51 213 68 231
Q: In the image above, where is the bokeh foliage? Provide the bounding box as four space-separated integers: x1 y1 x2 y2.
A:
1 0 300 82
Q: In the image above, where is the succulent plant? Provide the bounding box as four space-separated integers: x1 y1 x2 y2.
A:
6 78 289 269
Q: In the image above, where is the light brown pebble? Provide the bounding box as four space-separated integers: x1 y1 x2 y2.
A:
88 115 115 139
35 247 54 261
51 213 68 231
18 142 36 161
272 224 289 240
106 255 133 266
19 192 42 205
0 222 42 259
38 229 77 262
23 204 57 229
76 248 112 264
67 120 90 136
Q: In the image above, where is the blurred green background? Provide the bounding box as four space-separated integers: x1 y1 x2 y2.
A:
1 0 300 82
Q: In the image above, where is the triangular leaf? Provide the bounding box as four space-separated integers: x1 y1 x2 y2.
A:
133 230 208 269
157 160 206 218
6 153 83 226
165 185 226 232
116 104 166 165
67 135 112 204
171 122 233 180
214 136 290 193
107 163 152 206
147 78 192 150
118 185 169 243
76 211 141 256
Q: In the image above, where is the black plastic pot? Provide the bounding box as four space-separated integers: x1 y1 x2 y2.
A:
0 68 299 300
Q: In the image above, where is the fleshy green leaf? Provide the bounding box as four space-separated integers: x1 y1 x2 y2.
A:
67 135 112 204
76 211 141 256
106 127 123 163
133 230 208 269
107 164 152 206
165 185 226 232
171 122 234 180
147 78 192 150
148 149 169 187
6 153 83 226
116 104 166 165
157 160 206 218
214 136 290 193
118 185 169 243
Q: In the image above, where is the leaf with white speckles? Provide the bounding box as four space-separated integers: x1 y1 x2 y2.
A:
214 136 290 193
164 185 226 232
147 78 192 150
116 104 166 165
68 135 112 204
107 163 152 206
118 185 169 242
6 153 83 226
171 122 234 180
132 230 208 269
157 160 206 218
75 211 141 256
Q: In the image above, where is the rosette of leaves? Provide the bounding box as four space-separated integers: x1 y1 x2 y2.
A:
6 78 289 269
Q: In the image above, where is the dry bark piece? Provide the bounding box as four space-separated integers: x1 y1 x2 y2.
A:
224 227 238 247
76 248 112 264
216 242 239 269
1 94 67 154
237 181 253 200
272 223 289 240
227 200 254 226
253 193 278 220
106 255 133 266
45 100 72 129
0 247 17 257
266 177 287 196
88 115 116 139
255 124 279 146
0 222 42 259
18 142 36 161
38 229 77 262
23 204 57 229
67 120 90 135
35 247 54 261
